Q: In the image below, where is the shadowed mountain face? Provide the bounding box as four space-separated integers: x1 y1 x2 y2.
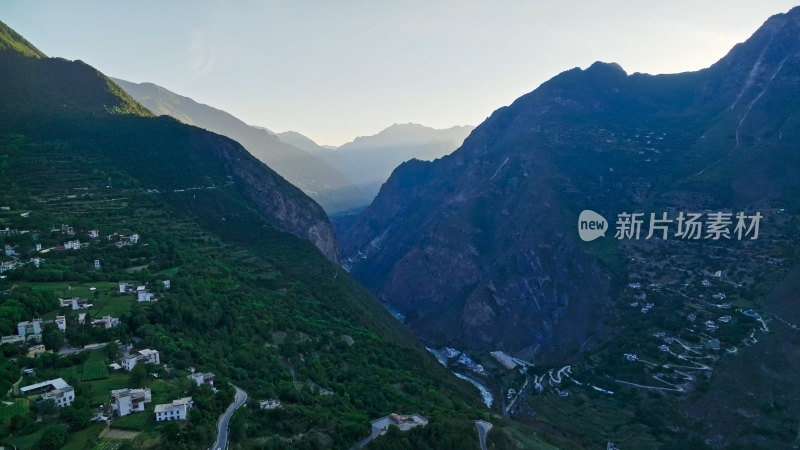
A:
110 78 367 215
0 27 339 263
340 5 800 357
338 9 800 446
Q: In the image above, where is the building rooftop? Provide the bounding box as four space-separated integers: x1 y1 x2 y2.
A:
20 377 70 393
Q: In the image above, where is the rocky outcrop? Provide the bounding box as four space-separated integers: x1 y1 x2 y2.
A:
211 132 340 262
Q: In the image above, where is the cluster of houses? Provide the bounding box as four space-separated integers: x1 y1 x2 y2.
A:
17 345 218 424
0 224 144 275
1 310 123 347
92 315 120 329
57 297 120 329
1 317 67 345
60 296 93 310
19 378 196 422
56 226 139 253
107 232 140 248
0 243 23 273
106 370 212 422
118 281 168 303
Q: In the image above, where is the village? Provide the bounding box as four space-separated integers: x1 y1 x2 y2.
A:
0 207 433 449
0 216 243 446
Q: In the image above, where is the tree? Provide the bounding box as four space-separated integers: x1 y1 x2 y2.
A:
129 363 147 388
60 405 91 431
35 399 58 417
42 328 65 351
37 425 67 449
105 341 119 360
229 407 247 444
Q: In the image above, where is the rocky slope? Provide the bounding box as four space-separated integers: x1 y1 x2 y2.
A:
338 7 800 361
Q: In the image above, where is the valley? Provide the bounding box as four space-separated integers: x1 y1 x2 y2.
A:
2 4 800 449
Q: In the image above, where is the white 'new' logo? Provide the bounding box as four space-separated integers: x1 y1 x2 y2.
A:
578 210 607 241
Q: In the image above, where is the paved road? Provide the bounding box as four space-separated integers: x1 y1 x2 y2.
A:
354 417 391 448
475 420 492 450
58 342 108 355
211 386 247 450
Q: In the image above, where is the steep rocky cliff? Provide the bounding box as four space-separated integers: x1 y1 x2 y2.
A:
337 6 800 362
212 133 340 262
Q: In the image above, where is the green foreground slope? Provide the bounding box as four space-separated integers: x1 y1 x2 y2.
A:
0 21 537 450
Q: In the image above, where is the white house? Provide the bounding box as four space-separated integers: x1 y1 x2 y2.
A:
259 399 281 410
154 397 193 421
64 240 81 250
4 245 16 256
94 259 101 269
110 388 152 417
31 257 42 268
77 313 86 325
20 378 75 408
89 229 99 238
92 316 119 329
187 372 215 387
122 349 160 371
371 413 428 436
55 315 66 332
129 234 139 244
162 280 170 289
35 243 42 251
60 297 92 310
137 291 154 302
17 319 42 336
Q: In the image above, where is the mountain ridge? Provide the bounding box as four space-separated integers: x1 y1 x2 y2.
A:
337 8 800 446
111 77 367 215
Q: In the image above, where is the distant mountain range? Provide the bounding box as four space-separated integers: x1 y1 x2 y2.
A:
112 79 473 214
314 123 475 204
337 6 800 447
110 77 367 214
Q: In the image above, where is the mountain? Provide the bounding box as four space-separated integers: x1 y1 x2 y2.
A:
338 7 800 448
0 21 520 449
276 130 332 154
110 78 366 215
317 123 474 209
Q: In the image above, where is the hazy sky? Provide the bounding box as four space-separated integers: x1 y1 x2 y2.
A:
2 1 798 145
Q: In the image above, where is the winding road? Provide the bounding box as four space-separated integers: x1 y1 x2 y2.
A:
211 386 247 450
